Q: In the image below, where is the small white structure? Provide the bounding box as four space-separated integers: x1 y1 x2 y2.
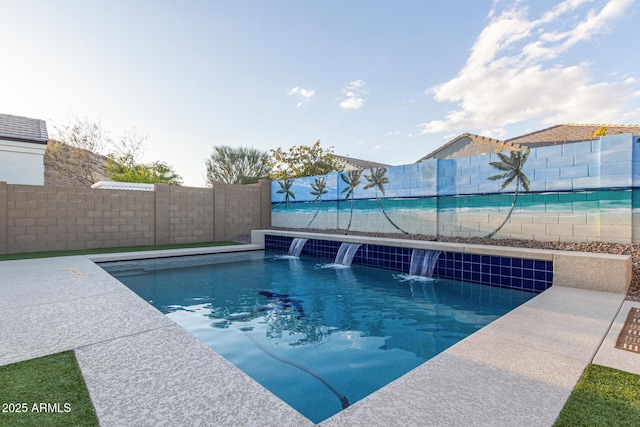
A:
91 181 155 191
0 113 48 185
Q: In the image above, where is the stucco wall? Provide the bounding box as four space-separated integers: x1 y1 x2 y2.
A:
0 139 46 185
432 136 517 159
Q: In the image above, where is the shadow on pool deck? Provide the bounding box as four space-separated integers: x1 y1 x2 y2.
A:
0 244 638 426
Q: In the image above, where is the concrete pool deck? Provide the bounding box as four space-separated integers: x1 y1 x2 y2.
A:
0 244 638 426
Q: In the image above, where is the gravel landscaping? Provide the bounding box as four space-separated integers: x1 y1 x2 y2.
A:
268 227 640 302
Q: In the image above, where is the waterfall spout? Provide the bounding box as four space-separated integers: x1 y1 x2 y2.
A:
409 250 442 278
334 243 362 266
288 238 308 257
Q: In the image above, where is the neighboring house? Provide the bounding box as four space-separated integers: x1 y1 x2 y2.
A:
505 124 640 148
416 133 522 161
417 124 640 162
0 113 48 185
334 154 390 171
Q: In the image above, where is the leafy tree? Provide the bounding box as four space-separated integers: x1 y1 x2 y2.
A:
363 167 408 234
47 116 110 186
105 129 182 185
306 176 328 228
341 170 362 233
485 149 531 238
205 145 270 185
106 159 183 185
268 140 342 180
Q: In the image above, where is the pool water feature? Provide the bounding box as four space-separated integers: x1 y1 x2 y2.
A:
409 249 442 278
333 243 362 266
288 238 308 257
102 251 536 423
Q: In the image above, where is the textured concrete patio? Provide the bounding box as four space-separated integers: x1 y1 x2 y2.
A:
0 244 637 426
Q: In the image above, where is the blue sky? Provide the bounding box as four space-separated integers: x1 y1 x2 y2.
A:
1 0 638 187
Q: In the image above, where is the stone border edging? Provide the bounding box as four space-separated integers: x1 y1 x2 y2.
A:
252 230 631 294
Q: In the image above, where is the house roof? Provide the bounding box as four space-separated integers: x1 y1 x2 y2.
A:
417 123 640 162
334 155 390 170
505 124 640 148
416 133 520 162
0 113 48 144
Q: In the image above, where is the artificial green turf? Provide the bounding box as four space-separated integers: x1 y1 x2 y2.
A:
0 241 238 261
0 351 99 427
554 364 640 427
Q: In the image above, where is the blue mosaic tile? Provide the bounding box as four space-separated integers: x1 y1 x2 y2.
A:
265 235 553 293
500 275 514 288
523 279 536 292
534 281 548 292
534 260 547 270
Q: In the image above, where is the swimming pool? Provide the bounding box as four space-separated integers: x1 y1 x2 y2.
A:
102 250 536 423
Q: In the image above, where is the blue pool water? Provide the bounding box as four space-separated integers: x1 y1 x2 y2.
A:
102 251 536 423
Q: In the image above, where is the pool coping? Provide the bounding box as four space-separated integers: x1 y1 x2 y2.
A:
85 243 264 262
0 241 638 426
253 229 632 294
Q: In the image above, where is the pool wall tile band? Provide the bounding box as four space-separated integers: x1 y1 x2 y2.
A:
265 235 553 293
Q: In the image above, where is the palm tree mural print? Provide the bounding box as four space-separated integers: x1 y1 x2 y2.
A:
275 178 295 207
485 148 531 238
340 170 362 233
306 176 328 228
363 167 408 234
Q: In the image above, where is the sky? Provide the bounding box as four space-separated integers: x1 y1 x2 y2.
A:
1 0 639 187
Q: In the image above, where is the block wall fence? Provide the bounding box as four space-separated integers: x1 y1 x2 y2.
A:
0 180 271 255
272 133 640 244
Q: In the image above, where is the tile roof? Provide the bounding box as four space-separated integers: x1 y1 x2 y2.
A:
505 124 640 148
416 133 516 162
0 113 48 144
334 155 390 170
417 123 640 162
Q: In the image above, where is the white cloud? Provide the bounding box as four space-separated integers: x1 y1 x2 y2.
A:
289 87 315 98
339 80 366 110
419 0 637 135
288 86 315 107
